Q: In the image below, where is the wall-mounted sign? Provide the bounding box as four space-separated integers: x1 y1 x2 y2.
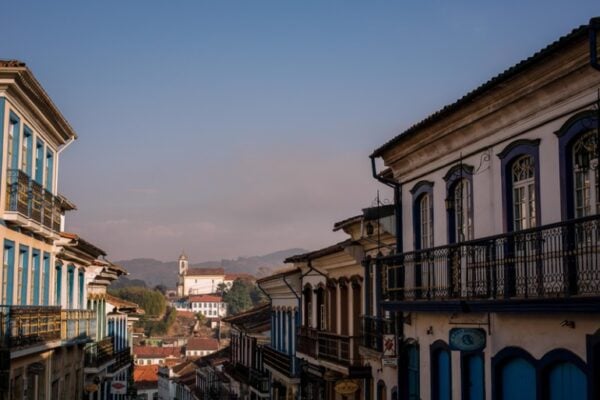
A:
84 384 98 393
382 357 398 367
449 328 486 352
110 381 127 395
334 379 360 395
383 334 396 357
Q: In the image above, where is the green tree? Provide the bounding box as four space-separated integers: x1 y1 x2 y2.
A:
223 279 253 315
111 287 166 317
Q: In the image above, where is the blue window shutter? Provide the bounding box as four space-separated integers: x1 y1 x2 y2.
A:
43 253 50 305
45 150 54 191
35 139 44 183
55 263 62 306
9 112 20 170
23 126 33 176
32 249 40 305
79 271 84 308
67 265 75 309
3 241 15 305
0 98 5 172
19 246 29 305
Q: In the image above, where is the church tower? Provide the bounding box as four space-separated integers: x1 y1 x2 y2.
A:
177 252 188 297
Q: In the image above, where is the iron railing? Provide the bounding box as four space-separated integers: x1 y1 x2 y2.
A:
361 316 395 353
384 214 600 300
61 309 95 342
297 327 361 366
5 169 61 231
262 345 296 377
84 336 115 368
0 305 61 348
109 347 132 373
249 368 269 393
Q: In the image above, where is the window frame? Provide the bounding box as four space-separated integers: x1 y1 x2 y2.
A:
444 164 474 243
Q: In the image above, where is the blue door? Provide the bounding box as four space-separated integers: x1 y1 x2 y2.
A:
548 362 587 400
464 354 484 400
435 350 451 400
501 358 536 400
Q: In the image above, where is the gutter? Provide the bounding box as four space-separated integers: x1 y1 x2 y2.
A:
369 156 402 254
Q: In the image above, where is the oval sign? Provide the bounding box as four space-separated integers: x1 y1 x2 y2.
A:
449 328 486 351
335 379 359 395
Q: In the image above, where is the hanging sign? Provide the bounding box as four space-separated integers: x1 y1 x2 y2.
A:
334 379 359 395
449 328 486 351
110 381 127 395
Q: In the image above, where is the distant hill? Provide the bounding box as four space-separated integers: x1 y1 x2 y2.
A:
114 248 307 289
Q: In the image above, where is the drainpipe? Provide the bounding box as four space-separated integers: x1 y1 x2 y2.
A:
370 156 402 254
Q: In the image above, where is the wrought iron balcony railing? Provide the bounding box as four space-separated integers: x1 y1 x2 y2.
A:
5 169 61 232
361 316 395 353
109 347 132 373
249 368 269 393
0 305 61 348
297 326 361 366
262 345 296 378
61 309 96 342
85 336 115 368
384 214 600 301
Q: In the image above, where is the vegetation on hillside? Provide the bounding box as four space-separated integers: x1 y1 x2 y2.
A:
140 307 177 336
109 286 166 317
222 278 267 315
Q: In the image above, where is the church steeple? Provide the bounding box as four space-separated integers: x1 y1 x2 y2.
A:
179 251 188 276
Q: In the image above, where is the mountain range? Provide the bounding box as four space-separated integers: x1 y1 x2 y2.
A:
114 248 307 289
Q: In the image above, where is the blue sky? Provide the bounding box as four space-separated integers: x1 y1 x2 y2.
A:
2 1 599 262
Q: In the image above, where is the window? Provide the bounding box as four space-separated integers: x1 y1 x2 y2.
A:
2 241 15 304
572 130 598 217
454 179 473 241
17 246 28 305
79 271 84 308
411 181 435 250
67 265 75 308
512 155 537 230
35 140 44 183
7 115 19 170
55 263 62 305
21 127 32 175
42 253 50 305
45 149 54 192
498 139 540 232
31 250 40 305
420 194 433 248
431 341 451 400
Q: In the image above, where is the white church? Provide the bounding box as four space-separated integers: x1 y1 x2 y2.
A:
175 253 253 297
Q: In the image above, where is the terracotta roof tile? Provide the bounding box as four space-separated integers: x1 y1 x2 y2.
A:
186 338 219 351
224 273 255 281
189 295 222 303
185 268 224 276
133 346 183 359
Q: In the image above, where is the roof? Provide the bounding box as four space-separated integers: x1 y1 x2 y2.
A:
284 239 355 263
133 346 183 359
189 294 222 303
195 346 231 367
185 267 225 276
133 364 159 386
186 337 220 351
59 232 107 257
224 273 255 281
256 267 300 285
106 294 141 311
222 304 271 333
332 215 362 232
56 194 77 211
0 60 77 142
370 24 590 158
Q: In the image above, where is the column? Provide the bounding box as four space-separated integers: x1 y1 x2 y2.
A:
311 291 317 329
335 284 342 335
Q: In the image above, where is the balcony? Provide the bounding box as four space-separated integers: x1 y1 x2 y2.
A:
262 345 296 378
383 215 600 310
4 169 60 235
249 368 269 394
84 337 115 369
0 305 61 348
360 316 395 353
109 347 132 373
297 327 361 367
61 309 96 343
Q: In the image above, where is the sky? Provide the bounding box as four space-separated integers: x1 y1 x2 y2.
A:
1 1 599 262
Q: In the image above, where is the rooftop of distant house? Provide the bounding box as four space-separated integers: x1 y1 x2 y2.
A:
189 294 222 303
133 346 183 359
186 337 220 351
224 273 255 281
133 365 159 390
185 267 225 276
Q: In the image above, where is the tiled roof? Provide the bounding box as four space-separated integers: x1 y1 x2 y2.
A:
133 346 183 359
134 365 159 384
256 268 300 284
332 215 362 232
371 24 589 158
185 267 225 276
284 239 355 263
186 337 220 351
224 273 255 281
189 294 222 303
222 304 271 333
106 294 140 310
195 346 231 367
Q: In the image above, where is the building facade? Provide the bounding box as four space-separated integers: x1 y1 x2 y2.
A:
368 20 600 400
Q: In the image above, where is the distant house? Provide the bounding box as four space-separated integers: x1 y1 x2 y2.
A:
133 346 184 366
185 337 220 357
189 294 227 318
133 365 159 400
158 360 197 400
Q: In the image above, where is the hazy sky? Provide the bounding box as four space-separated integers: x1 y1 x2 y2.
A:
2 1 599 262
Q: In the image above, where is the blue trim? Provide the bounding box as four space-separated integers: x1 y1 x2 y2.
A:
3 240 15 305
492 347 537 400
67 264 75 308
78 270 84 308
555 112 598 220
43 253 50 305
32 249 40 305
497 139 541 233
444 164 474 244
8 112 20 170
0 98 5 174
430 340 452 400
55 262 62 306
45 149 54 191
461 351 485 400
23 126 33 176
35 139 44 184
19 246 29 305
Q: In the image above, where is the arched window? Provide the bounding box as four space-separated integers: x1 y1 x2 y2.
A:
498 139 541 232
492 347 537 400
453 179 473 241
411 181 434 250
377 380 387 400
572 130 598 218
540 349 588 400
431 341 451 400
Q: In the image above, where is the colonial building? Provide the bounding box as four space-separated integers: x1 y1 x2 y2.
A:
256 268 302 400
223 303 271 399
368 19 600 400
189 294 227 318
133 346 184 366
185 337 220 358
